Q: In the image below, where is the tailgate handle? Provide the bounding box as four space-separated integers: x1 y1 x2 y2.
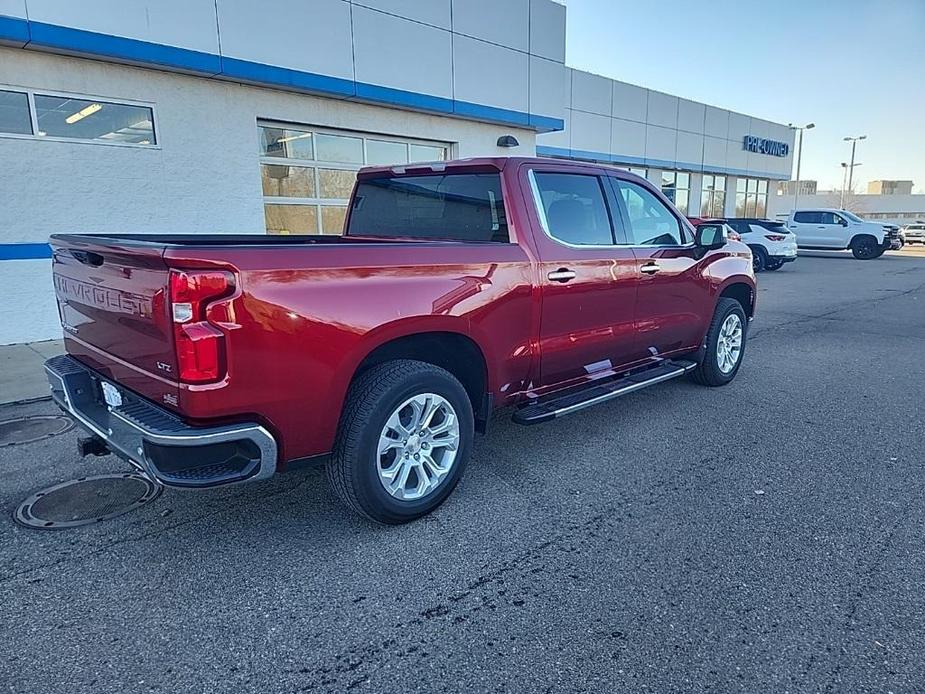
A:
70 250 104 267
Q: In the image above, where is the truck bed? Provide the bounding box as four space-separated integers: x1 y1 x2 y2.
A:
50 233 496 248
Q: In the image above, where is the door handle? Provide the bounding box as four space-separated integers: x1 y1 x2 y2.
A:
547 268 576 282
640 262 661 275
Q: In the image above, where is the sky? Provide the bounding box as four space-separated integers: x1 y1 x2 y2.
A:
563 0 925 193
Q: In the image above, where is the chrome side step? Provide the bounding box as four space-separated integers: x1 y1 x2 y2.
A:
512 359 697 425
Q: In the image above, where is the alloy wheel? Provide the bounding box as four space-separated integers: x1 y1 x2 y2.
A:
376 393 460 501
716 314 743 374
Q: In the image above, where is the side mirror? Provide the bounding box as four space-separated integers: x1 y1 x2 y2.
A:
695 223 726 250
840 218 849 226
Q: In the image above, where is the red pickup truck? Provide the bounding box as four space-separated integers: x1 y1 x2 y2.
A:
45 157 755 523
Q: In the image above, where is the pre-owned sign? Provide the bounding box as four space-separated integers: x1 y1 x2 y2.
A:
743 135 789 157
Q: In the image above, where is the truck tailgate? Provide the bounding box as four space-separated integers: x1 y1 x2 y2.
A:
50 236 178 404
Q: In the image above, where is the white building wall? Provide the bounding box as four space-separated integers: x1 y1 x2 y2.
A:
538 69 794 181
0 48 536 344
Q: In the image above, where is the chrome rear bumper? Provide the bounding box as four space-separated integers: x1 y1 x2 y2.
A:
44 354 277 489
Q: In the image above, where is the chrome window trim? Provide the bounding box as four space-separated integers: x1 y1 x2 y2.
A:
528 168 697 251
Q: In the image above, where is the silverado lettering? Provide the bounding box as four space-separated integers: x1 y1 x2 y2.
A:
54 275 153 319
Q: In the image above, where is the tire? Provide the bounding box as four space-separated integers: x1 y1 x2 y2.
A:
765 259 784 271
690 298 747 387
750 246 767 273
851 235 881 260
327 359 474 524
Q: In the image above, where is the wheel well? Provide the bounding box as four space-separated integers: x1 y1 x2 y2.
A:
720 283 754 318
849 233 877 248
353 332 489 418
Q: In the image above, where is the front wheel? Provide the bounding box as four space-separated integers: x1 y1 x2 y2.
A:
327 360 474 524
851 236 881 260
691 298 747 387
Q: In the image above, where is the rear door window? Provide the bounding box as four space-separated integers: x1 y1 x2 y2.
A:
530 172 616 246
759 221 787 232
794 211 821 224
347 173 509 242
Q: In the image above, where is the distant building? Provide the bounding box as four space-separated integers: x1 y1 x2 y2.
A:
777 180 817 196
867 180 914 195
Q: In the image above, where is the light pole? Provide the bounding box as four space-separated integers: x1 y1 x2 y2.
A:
840 161 862 209
843 135 867 195
789 122 815 211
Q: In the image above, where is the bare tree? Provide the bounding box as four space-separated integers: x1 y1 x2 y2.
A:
817 183 866 214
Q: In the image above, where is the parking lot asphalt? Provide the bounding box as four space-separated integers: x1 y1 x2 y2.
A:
2 251 925 694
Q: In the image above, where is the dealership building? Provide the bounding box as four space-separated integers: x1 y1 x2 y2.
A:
0 0 795 345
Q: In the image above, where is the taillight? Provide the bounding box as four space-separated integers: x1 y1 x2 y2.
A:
727 230 741 241
765 234 786 241
169 270 235 383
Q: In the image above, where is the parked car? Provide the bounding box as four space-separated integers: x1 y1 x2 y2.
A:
725 218 799 272
785 208 899 259
45 158 756 523
902 223 925 245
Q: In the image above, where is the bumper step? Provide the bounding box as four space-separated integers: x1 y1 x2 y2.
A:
512 359 698 425
44 354 277 489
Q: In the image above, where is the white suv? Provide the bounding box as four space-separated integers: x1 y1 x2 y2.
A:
725 218 798 272
786 208 898 259
902 223 925 245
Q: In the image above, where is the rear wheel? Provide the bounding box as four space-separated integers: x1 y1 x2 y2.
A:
851 235 881 260
327 360 474 524
750 246 768 273
765 259 784 271
691 298 747 387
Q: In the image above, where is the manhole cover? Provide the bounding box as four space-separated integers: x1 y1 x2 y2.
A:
14 473 163 529
0 415 74 447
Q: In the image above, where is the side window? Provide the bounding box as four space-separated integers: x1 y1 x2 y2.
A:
615 180 684 246
794 211 820 224
819 212 842 225
531 172 615 246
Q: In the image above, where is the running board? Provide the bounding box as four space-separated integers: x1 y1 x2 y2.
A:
512 359 698 425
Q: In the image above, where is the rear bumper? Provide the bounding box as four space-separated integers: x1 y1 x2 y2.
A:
45 354 277 489
768 254 797 263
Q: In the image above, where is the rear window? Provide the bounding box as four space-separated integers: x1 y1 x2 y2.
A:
758 221 787 232
346 173 509 242
794 211 821 223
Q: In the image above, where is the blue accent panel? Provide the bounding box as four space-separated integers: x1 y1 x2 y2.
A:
537 146 790 180
0 14 30 46
644 157 677 169
9 19 565 132
28 21 222 75
568 148 613 163
528 114 566 133
221 57 355 98
535 145 571 159
454 100 530 127
355 82 452 114
610 154 648 166
0 243 52 260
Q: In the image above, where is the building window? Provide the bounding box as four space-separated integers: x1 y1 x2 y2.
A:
700 174 727 217
735 177 769 217
0 86 156 145
661 171 691 214
259 122 449 235
0 89 32 135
